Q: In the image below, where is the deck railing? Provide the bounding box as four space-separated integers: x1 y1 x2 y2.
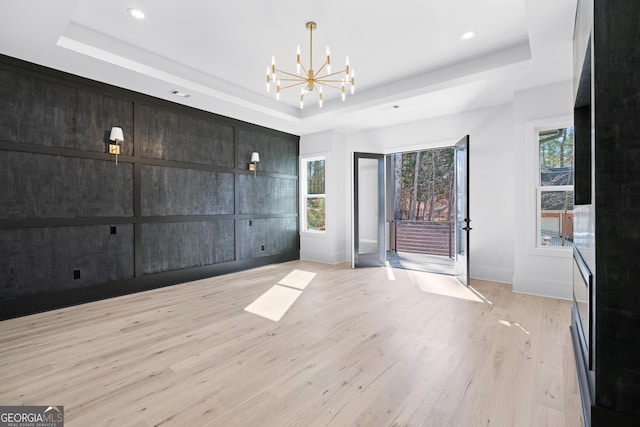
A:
392 220 455 258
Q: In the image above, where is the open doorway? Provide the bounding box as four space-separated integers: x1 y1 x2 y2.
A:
386 145 456 275
353 136 470 284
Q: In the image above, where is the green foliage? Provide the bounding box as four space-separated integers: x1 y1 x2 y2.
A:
305 159 326 231
393 147 455 221
539 127 575 186
306 197 325 231
307 160 325 194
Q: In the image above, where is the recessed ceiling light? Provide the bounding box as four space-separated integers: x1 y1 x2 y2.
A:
127 8 145 20
461 30 476 40
170 90 191 98
393 105 400 109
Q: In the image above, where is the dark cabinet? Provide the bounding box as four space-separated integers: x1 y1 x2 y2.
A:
571 1 640 425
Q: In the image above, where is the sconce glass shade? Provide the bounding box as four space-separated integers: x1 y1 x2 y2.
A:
251 152 260 163
110 127 124 142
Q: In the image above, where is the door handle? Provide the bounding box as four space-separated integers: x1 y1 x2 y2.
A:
462 226 472 231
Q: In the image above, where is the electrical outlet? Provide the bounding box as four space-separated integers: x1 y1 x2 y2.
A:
261 245 265 251
73 270 81 280
110 226 117 235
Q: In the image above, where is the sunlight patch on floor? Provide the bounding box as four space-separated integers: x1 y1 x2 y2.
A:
278 269 316 290
244 285 303 321
407 270 484 303
499 319 531 335
468 285 493 304
385 261 396 280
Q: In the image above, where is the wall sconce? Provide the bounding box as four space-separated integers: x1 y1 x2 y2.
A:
109 127 124 165
249 152 260 177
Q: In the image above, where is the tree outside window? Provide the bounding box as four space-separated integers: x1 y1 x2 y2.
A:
303 158 325 232
538 127 575 247
391 147 455 222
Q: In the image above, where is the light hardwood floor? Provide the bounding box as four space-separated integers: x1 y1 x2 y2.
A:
0 261 583 426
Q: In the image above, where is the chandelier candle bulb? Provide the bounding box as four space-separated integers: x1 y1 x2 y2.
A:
276 80 281 101
319 87 323 108
266 67 271 91
299 88 304 109
351 69 355 94
326 46 331 73
296 45 301 74
346 56 350 74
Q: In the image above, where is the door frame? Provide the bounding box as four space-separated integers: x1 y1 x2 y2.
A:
353 152 386 268
454 135 471 285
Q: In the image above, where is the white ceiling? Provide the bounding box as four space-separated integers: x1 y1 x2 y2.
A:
0 0 576 136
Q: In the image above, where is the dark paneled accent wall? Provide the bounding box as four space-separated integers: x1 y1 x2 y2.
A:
237 218 299 260
2 151 134 218
0 55 299 319
1 224 134 298
139 105 234 166
238 175 298 215
141 221 235 274
140 166 235 216
0 69 134 153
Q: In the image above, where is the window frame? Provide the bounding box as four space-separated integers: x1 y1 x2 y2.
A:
525 116 574 257
300 154 327 234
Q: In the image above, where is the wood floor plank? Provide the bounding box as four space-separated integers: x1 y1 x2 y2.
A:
0 260 583 426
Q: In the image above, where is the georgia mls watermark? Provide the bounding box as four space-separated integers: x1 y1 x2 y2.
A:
0 406 63 427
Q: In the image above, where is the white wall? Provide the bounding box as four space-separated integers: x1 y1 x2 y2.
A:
346 104 516 284
512 80 574 299
300 81 575 299
299 130 348 264
301 104 516 284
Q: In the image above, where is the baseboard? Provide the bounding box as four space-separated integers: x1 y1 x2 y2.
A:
470 264 514 284
300 249 347 265
511 274 572 300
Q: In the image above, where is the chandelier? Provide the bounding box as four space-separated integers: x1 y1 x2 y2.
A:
266 21 355 109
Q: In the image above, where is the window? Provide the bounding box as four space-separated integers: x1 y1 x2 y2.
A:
301 156 326 232
537 127 575 248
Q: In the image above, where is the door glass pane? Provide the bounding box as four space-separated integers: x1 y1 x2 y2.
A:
358 158 380 255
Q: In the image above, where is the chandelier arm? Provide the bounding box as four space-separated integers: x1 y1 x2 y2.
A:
299 62 308 76
315 78 349 84
314 82 344 91
279 81 308 91
313 62 328 77
275 69 304 79
317 69 349 79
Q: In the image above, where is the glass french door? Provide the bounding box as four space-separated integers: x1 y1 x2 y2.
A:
353 152 385 268
455 135 471 285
